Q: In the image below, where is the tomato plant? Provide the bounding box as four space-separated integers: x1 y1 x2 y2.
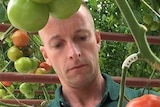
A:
19 82 39 99
126 94 160 107
7 0 49 32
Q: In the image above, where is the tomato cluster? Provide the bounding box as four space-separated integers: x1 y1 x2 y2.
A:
143 14 160 31
7 0 82 32
0 81 14 99
7 30 52 74
19 82 39 99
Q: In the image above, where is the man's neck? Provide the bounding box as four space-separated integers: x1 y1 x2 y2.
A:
62 74 106 107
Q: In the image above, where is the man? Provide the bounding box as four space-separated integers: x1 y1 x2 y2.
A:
38 3 159 107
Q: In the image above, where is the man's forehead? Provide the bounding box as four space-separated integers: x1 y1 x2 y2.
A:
39 4 93 36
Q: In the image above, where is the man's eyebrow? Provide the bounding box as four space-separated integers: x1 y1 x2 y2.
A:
48 34 61 42
74 29 90 34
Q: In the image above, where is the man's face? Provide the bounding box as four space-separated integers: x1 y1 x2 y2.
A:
39 8 101 88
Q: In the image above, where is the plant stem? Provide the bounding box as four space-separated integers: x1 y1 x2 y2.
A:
118 53 139 107
114 0 160 71
41 83 50 104
0 60 13 72
117 67 128 107
1 25 15 42
141 0 160 18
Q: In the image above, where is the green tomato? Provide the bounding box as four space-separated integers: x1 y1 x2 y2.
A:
19 83 32 94
31 83 39 90
6 85 15 94
35 67 47 74
14 57 32 73
0 89 7 98
2 95 14 99
143 14 153 25
48 0 82 19
32 0 52 4
7 46 24 62
7 0 49 32
30 57 39 71
0 83 3 89
25 91 35 99
150 21 160 31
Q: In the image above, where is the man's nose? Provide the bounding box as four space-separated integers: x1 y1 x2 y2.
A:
68 43 81 60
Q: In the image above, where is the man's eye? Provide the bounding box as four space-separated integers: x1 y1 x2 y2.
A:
78 36 88 41
53 43 63 49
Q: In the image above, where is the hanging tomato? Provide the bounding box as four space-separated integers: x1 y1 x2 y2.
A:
126 94 160 107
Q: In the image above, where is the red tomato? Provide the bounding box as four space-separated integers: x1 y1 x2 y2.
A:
39 62 51 72
126 94 160 107
1 81 12 87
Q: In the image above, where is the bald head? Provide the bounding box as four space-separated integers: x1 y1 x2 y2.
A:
38 4 95 39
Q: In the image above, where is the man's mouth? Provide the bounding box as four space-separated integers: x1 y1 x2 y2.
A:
68 64 86 71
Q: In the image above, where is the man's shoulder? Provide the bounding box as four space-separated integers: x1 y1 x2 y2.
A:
47 99 58 107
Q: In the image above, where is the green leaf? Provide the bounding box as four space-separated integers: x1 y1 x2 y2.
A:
88 0 97 8
0 3 7 23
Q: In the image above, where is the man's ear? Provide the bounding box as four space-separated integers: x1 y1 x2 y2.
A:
95 30 101 50
40 46 50 64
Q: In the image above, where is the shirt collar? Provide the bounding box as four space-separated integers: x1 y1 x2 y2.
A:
55 73 120 105
102 73 119 100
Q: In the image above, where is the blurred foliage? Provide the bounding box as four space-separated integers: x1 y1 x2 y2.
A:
86 0 160 78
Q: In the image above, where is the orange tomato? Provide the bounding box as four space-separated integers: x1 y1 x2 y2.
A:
1 81 12 87
39 62 51 72
11 30 30 47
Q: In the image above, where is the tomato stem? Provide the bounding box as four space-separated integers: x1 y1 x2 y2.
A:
118 53 139 107
117 67 128 107
0 60 13 72
41 83 50 104
1 25 15 42
114 0 160 70
141 0 160 18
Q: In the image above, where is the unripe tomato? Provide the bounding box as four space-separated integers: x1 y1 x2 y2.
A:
19 83 32 94
32 0 52 4
0 89 7 98
7 46 24 61
14 57 33 73
30 57 39 71
150 21 160 31
35 67 47 74
143 14 153 25
48 0 82 19
7 0 49 32
126 94 160 107
25 91 35 99
2 95 14 99
21 46 34 57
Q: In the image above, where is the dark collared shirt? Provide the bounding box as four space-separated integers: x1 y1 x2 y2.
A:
47 73 160 107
